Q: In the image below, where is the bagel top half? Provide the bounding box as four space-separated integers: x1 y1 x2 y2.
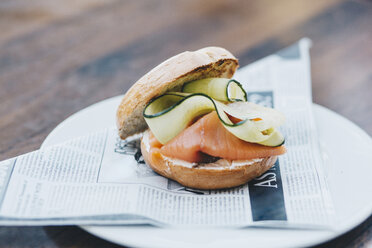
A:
116 47 239 139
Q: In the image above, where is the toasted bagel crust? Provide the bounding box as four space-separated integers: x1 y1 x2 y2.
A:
140 131 278 190
116 47 239 139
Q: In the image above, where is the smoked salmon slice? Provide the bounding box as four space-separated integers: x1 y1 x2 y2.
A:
149 111 286 163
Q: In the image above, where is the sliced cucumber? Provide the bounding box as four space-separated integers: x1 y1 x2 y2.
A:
224 101 286 131
182 78 247 102
143 92 284 146
143 93 216 144
258 129 285 147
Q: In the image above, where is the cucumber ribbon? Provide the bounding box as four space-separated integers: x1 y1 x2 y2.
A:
182 78 247 102
143 78 285 146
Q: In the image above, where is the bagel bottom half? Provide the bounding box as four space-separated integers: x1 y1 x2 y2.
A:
140 130 278 190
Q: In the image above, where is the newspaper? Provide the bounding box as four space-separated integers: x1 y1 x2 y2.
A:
0 38 335 228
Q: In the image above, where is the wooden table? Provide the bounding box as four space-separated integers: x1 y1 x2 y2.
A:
0 0 371 247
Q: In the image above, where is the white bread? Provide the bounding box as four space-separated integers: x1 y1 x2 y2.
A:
141 130 278 190
116 47 239 139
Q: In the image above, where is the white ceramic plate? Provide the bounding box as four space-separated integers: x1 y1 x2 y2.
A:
42 96 372 248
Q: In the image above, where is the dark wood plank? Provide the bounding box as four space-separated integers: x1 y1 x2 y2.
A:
0 0 343 160
237 0 372 135
1 0 372 247
0 226 123 248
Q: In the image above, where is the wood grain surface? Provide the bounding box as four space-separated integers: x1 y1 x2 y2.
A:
0 0 371 247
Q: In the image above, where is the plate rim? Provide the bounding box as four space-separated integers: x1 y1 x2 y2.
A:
41 96 372 248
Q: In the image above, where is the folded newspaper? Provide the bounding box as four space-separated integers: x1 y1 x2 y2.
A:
0 38 335 228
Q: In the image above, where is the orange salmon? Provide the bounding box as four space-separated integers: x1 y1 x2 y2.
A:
149 111 286 163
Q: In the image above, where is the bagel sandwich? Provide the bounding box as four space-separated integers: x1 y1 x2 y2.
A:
116 47 286 190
